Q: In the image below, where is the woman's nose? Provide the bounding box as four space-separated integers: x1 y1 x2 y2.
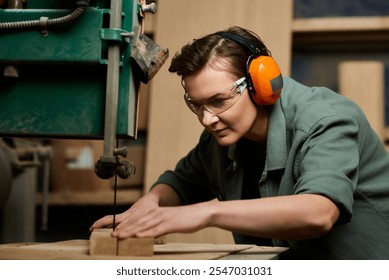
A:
200 109 218 126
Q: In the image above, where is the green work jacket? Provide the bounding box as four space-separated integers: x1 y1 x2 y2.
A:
153 77 389 259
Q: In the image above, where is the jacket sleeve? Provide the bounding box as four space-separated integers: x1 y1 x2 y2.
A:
294 114 360 224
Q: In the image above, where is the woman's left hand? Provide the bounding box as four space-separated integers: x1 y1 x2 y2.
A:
112 200 215 239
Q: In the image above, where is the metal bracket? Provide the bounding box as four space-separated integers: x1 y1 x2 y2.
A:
100 28 134 43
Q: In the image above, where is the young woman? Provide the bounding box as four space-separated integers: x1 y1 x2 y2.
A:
91 26 389 259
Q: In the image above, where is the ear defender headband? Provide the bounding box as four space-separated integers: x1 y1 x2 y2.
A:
216 31 283 105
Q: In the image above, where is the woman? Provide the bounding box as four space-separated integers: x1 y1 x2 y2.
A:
91 26 389 259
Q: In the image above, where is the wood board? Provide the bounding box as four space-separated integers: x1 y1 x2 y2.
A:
89 229 154 256
0 240 287 260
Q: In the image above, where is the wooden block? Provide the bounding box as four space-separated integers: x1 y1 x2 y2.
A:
154 235 167 245
89 229 154 256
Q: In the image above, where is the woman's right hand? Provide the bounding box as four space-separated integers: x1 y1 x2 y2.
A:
89 190 160 232
89 184 181 236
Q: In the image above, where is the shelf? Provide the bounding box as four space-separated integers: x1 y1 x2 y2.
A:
293 16 389 46
293 16 389 33
292 15 389 144
36 189 143 206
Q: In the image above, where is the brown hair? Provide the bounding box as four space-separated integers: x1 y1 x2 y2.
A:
168 26 269 79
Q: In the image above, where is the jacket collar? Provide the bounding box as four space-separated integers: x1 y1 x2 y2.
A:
266 100 288 171
227 100 287 171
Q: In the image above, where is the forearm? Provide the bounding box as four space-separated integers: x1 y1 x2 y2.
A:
149 183 182 207
207 194 340 240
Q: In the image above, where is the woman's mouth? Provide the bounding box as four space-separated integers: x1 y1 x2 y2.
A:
212 128 228 137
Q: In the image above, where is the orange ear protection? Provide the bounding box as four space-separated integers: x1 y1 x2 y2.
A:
216 32 283 105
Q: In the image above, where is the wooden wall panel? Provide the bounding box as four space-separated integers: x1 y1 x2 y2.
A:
339 61 385 142
144 0 293 243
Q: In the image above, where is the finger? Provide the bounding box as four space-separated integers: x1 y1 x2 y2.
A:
89 215 115 231
113 213 163 239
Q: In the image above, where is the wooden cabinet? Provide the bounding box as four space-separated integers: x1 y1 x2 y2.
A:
292 15 389 142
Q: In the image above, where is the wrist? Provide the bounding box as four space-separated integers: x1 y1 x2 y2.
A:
201 199 219 227
149 183 181 206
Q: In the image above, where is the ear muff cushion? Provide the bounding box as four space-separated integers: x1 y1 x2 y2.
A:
248 56 283 105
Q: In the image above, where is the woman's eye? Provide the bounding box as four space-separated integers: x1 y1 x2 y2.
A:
210 99 228 108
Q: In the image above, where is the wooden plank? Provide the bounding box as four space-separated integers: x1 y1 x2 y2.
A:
89 229 154 256
339 61 385 142
0 240 270 260
165 227 234 244
293 16 389 33
221 245 288 260
144 0 293 244
293 16 389 45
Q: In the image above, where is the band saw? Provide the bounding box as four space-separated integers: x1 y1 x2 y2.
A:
0 0 168 253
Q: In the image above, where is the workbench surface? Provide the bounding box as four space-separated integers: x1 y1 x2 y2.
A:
0 240 288 260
